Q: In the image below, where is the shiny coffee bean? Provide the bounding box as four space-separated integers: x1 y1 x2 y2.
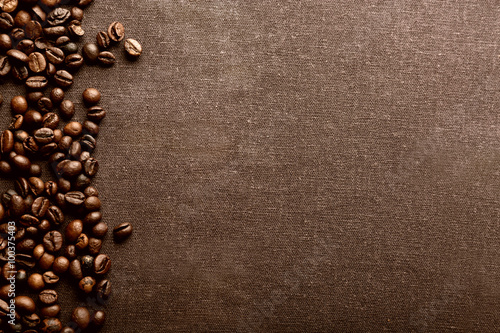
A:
50 87 64 105
124 38 142 58
40 304 61 318
65 219 83 242
53 256 69 274
82 42 99 63
78 276 95 293
113 222 133 240
97 50 115 66
40 318 62 333
86 106 106 122
94 254 111 275
92 221 108 238
42 271 59 285
53 69 73 88
43 230 63 252
71 306 90 329
108 21 125 42
27 273 44 291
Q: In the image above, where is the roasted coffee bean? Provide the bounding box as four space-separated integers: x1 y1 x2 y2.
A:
67 20 85 38
17 38 35 55
45 181 58 196
79 151 91 162
50 87 64 105
26 91 43 105
75 173 91 189
65 219 83 243
25 20 42 39
16 253 35 268
42 271 59 285
113 222 133 240
86 106 106 122
53 128 63 142
82 42 99 63
43 231 63 252
96 279 111 300
34 37 52 51
14 129 28 142
0 33 11 51
65 191 85 206
0 299 9 316
97 50 115 66
84 196 101 211
23 136 39 154
83 211 101 225
25 75 49 90
47 8 70 26
24 110 43 128
14 10 30 27
11 64 29 82
39 289 58 305
92 222 107 238
17 238 36 253
53 256 69 274
11 154 31 172
83 157 98 177
19 214 39 227
28 51 46 73
46 205 63 225
38 252 55 270
46 62 57 77
57 160 82 178
7 49 29 64
124 38 142 58
28 273 44 291
82 87 100 105
64 244 76 259
37 97 53 113
80 134 96 151
9 194 26 217
0 130 14 154
108 21 125 42
63 121 82 136
11 95 28 114
0 12 14 31
42 112 60 129
43 26 66 39
32 198 49 218
1 189 16 207
59 99 75 119
69 259 82 280
53 69 73 88
57 178 71 193
33 243 44 260
34 128 54 145
78 276 95 293
88 237 102 255
83 120 99 136
72 306 90 329
0 56 11 76
11 26 24 40
14 295 36 313
92 310 106 326
22 313 41 329
78 0 94 7
71 6 83 20
38 219 51 233
65 53 84 70
68 141 81 159
14 177 29 197
96 31 110 49
28 176 44 195
45 46 64 65
84 185 98 197
40 304 61 318
40 318 62 333
75 233 88 250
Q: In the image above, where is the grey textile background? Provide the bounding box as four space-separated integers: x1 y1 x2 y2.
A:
4 0 500 332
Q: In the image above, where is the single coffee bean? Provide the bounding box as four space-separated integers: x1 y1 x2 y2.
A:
75 173 91 189
82 42 99 63
26 91 43 105
84 185 99 197
80 134 96 151
28 273 45 291
79 151 91 162
34 37 52 51
46 205 64 225
17 238 36 253
59 99 75 119
33 243 45 260
92 310 106 326
83 157 99 177
108 21 125 42
83 120 99 136
65 191 85 206
72 306 90 329
78 0 94 7
0 55 11 76
14 10 30 27
38 219 51 233
96 279 111 299
37 97 53 113
82 87 100 105
0 12 14 31
0 160 13 175
50 87 64 104
75 233 88 250
19 214 39 228
22 313 41 329
14 129 28 142
40 304 61 318
97 50 116 66
47 8 70 26
65 244 76 259
45 46 64 65
7 49 29 64
43 230 63 252
25 76 49 90
14 178 28 196
23 136 39 154
0 299 9 316
68 141 81 159
53 129 63 142
16 253 36 268
65 219 83 242
53 256 69 274
86 106 106 122
45 181 58 196
92 221 108 238
11 64 29 82
71 6 83 20
14 295 36 313
9 194 26 217
88 237 102 255
34 127 54 144
25 20 42 39
28 51 46 73
78 276 95 294
57 178 71 194
67 20 85 38
11 154 31 172
65 53 84 70
16 38 35 55
0 130 14 154
113 222 133 240
42 271 59 285
124 38 142 58
11 95 28 114
11 26 24 40
83 210 101 224
32 197 49 218
39 289 58 305
24 110 43 128
84 196 101 211
53 69 73 88
42 112 60 129
0 33 11 51
69 259 82 279
96 31 110 49
40 318 62 333
58 160 82 178
94 254 111 275
38 252 55 270
43 26 66 38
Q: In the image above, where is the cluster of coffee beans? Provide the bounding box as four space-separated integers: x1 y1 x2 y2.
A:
0 0 138 332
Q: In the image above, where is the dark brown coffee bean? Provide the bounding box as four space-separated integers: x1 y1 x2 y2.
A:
75 233 88 250
67 20 85 38
7 49 28 63
65 219 83 243
45 46 64 65
52 256 69 274
42 271 58 285
34 37 52 51
17 238 35 253
82 42 99 63
15 177 29 197
25 20 42 39
25 75 48 90
80 134 96 152
32 197 49 218
53 69 73 88
113 222 133 240
37 219 51 233
69 259 82 280
16 38 35 55
11 95 28 114
0 12 14 31
84 196 100 211
64 245 76 259
44 181 57 196
124 38 142 58
28 273 44 291
50 87 64 105
0 33 11 51
40 318 62 333
82 87 100 105
28 51 46 73
83 211 101 225
86 106 106 122
68 141 81 159
59 99 74 119
42 112 60 129
78 276 95 294
43 230 63 252
83 157 99 177
92 310 106 326
24 110 43 128
96 279 111 300
34 128 54 145
43 26 66 39
92 221 107 238
84 185 98 197
47 8 70 26
14 9 30 27
72 306 90 329
14 295 35 313
11 64 29 82
65 53 83 70
87 238 101 256
57 160 82 178
96 31 110 49
40 304 61 318
70 6 83 20
0 130 14 154
22 313 41 329
108 21 125 42
11 154 31 172
65 191 85 206
23 136 39 154
9 194 26 217
37 97 53 113
63 121 82 136
39 289 58 305
57 178 70 194
83 120 99 136
0 56 11 76
97 50 115 66
46 205 63 225
38 252 54 270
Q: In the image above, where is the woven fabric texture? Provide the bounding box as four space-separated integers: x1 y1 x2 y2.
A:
3 0 500 332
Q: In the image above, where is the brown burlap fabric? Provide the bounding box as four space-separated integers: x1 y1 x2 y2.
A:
3 0 500 332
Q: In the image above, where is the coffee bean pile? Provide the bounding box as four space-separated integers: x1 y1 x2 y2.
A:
0 0 138 332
